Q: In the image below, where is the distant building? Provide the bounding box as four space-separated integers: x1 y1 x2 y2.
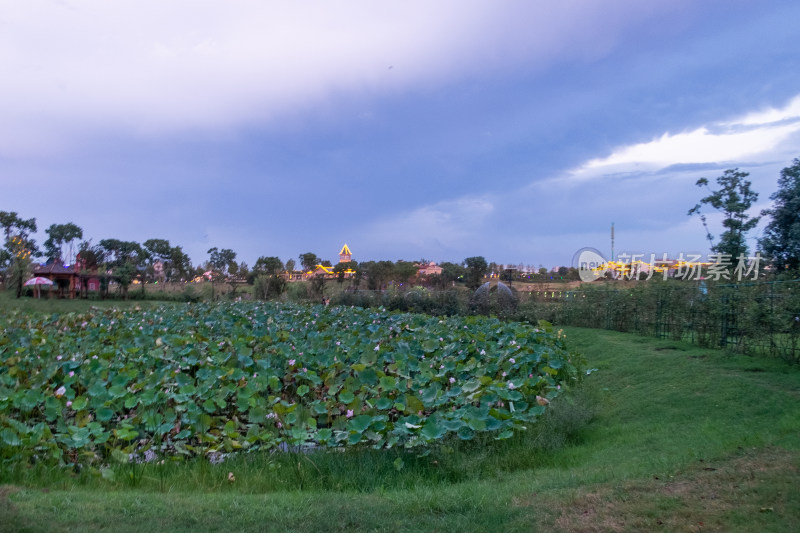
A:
305 244 356 279
339 243 352 263
153 260 165 282
417 262 442 276
307 264 335 277
33 257 100 298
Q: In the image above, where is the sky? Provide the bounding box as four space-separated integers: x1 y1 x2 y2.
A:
2 0 800 269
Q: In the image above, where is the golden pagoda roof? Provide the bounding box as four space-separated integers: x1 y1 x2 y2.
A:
310 264 334 275
339 243 352 256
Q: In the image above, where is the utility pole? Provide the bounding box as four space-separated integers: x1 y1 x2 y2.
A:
611 222 615 262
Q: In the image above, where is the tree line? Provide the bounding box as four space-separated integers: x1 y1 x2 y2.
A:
0 215 499 299
2 157 798 297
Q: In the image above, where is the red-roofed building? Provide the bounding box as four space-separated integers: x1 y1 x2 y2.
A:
33 258 101 298
417 262 442 276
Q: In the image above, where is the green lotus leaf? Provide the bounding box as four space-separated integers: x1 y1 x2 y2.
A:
421 386 439 404
108 385 127 399
421 340 438 353
457 426 475 440
114 427 138 441
88 381 107 397
268 375 282 391
304 371 322 385
316 428 333 443
420 419 445 440
348 415 372 434
375 397 393 410
442 417 465 431
466 417 486 431
95 406 115 422
379 376 397 391
358 368 378 386
0 428 21 446
462 379 482 393
111 374 130 387
360 351 377 365
339 390 355 404
495 429 515 440
405 395 424 414
123 395 138 409
44 396 61 421
485 417 504 431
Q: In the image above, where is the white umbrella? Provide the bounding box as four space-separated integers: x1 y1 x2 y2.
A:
24 276 54 298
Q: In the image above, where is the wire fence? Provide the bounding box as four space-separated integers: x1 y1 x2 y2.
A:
524 279 800 363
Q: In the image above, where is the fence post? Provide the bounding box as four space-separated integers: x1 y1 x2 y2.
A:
720 288 728 349
769 281 776 357
655 287 664 339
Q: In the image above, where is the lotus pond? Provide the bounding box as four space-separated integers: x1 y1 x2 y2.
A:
0 302 583 469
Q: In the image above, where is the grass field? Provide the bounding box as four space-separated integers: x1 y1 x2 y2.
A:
1 303 798 532
0 287 169 313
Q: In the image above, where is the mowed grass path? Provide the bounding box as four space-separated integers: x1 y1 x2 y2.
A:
2 326 798 532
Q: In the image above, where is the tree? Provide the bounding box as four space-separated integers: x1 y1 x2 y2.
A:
299 252 320 273
285 258 296 274
688 169 760 260
77 241 104 271
143 239 172 262
43 222 83 263
0 211 36 247
432 262 465 289
140 239 169 281
71 241 104 298
463 256 488 289
98 239 145 299
392 260 417 285
334 260 357 286
364 260 394 291
236 262 249 280
6 235 33 297
253 256 284 277
207 247 237 300
759 158 800 272
76 241 108 297
207 248 237 277
168 246 192 281
0 211 37 273
251 256 285 299
253 274 286 300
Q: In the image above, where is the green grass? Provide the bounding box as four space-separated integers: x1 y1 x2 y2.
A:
1 324 799 532
0 288 171 313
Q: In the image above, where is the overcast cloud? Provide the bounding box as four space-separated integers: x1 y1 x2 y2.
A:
1 1 798 267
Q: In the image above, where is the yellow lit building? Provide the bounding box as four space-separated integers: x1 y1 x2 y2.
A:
305 244 356 279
